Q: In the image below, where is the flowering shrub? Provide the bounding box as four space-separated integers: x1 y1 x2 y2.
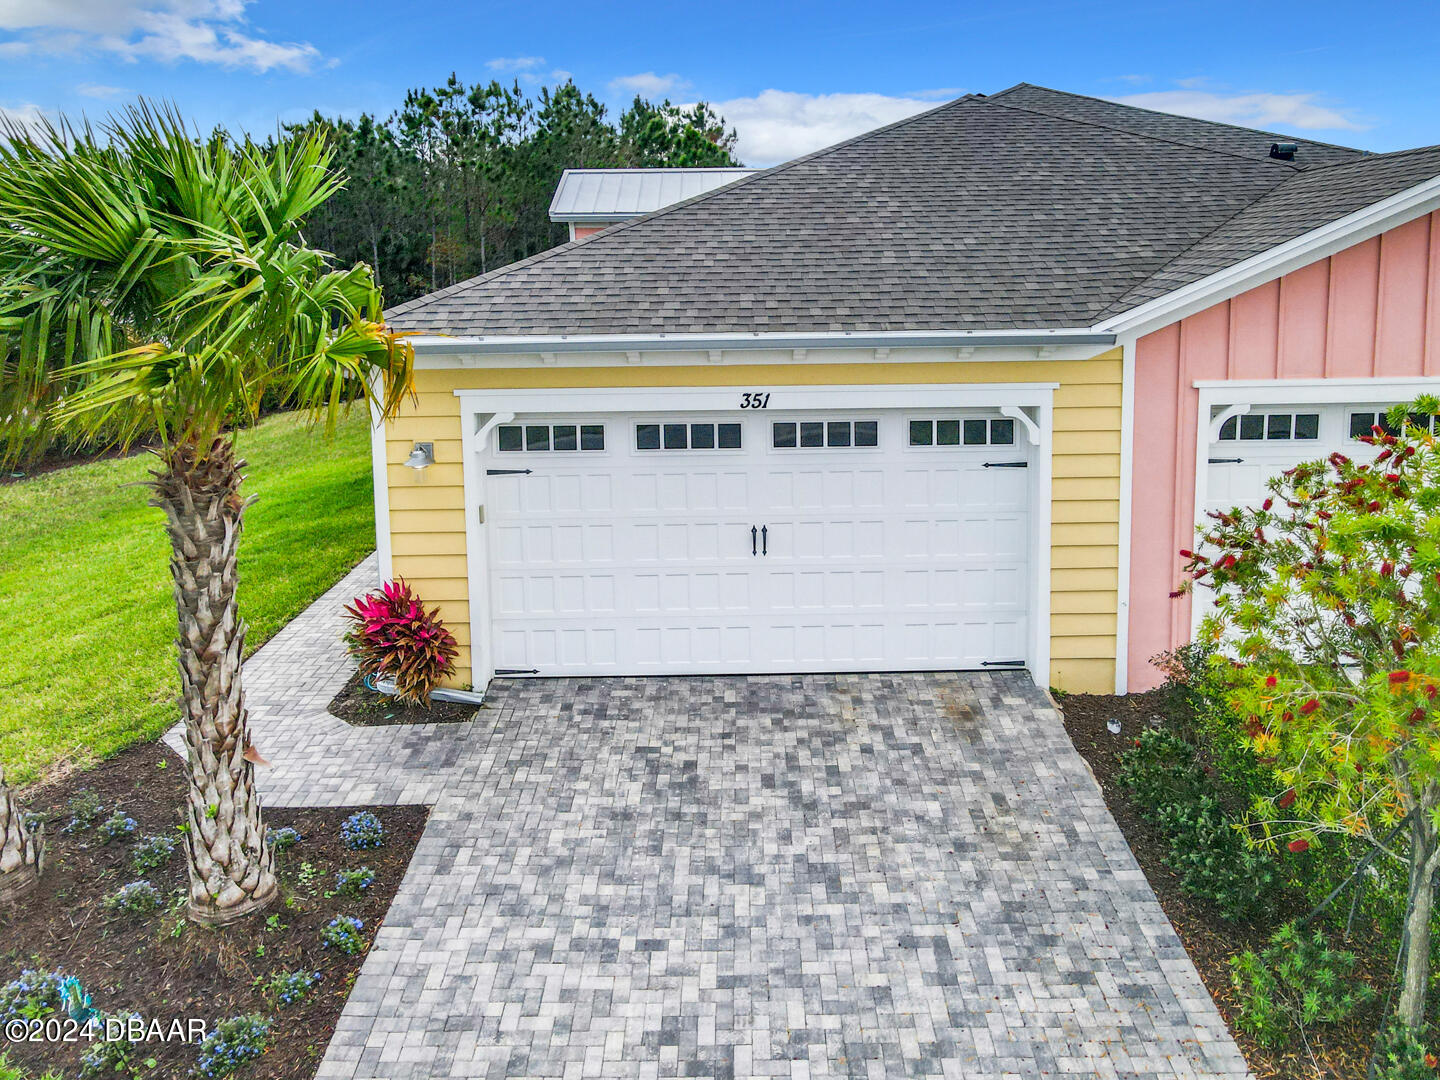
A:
261 969 320 1008
98 810 137 843
320 916 366 955
130 834 175 873
336 866 375 897
194 1014 271 1078
103 881 161 915
343 579 458 704
0 969 63 1023
78 1011 144 1077
1183 396 1440 1027
265 825 301 852
62 790 103 833
339 811 384 850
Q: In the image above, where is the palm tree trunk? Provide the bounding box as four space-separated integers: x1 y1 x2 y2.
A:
0 766 42 903
150 435 276 926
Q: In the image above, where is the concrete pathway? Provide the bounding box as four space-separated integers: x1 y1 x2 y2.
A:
171 557 1250 1079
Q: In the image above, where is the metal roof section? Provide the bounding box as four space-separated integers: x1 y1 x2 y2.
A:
548 168 758 223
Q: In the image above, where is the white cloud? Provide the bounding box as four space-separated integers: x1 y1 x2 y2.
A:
608 71 690 99
486 55 545 73
77 82 127 98
0 0 321 72
1112 88 1366 132
700 90 940 167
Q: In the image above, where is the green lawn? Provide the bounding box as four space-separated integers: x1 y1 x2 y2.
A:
0 410 377 785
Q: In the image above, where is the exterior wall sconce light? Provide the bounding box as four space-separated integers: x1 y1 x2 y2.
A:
403 442 434 470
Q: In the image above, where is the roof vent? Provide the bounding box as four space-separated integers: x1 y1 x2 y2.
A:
1269 142 1298 161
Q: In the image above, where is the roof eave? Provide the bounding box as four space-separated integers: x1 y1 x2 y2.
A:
406 328 1117 356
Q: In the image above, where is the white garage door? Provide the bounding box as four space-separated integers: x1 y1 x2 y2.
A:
481 409 1033 676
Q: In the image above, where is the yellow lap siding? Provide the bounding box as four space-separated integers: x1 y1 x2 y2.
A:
384 349 1123 693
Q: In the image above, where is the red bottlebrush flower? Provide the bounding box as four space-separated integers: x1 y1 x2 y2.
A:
1368 500 1382 512
1168 589 1184 598
1277 789 1296 809
1377 448 1393 462
1299 699 1320 715
1221 554 1238 569
1178 549 1194 559
1410 707 1426 724
1382 561 1395 577
1402 566 1414 578
1281 711 1294 723
1288 839 1310 853
1426 684 1438 700
1265 675 1278 688
1373 424 1385 434
1244 717 1263 737
1391 670 1412 684
1133 738 1142 748
1262 497 1273 511
1386 473 1401 483
1404 445 1417 457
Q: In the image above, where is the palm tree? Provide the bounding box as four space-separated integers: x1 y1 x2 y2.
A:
0 767 42 902
0 104 413 925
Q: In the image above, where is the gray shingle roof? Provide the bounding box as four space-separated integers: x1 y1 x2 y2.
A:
387 86 1438 338
988 83 1364 168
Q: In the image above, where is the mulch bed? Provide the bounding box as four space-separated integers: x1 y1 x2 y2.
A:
1 740 427 1078
328 669 479 727
1059 690 1395 1080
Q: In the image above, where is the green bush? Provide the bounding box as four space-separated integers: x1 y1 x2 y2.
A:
1116 728 1207 817
1157 796 1280 921
1374 1024 1440 1079
1228 922 1375 1049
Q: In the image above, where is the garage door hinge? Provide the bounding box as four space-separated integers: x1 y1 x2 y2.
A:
494 668 539 675
982 461 1028 469
486 468 533 476
981 659 1026 667
1207 457 1244 464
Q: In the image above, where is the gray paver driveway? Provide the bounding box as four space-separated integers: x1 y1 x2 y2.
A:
176 559 1248 1079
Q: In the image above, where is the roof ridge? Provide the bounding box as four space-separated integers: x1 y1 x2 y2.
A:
1298 141 1440 173
992 82 1367 156
386 93 986 323
981 95 1307 171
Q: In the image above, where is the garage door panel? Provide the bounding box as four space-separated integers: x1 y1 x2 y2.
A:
481 409 1034 676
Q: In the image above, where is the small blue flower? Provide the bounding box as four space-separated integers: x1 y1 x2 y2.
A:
339 811 384 850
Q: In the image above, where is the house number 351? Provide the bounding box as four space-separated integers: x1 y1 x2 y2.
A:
740 392 771 409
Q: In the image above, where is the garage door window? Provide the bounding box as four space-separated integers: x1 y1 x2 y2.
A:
636 422 742 450
909 418 1014 446
772 420 878 448
1216 412 1319 442
1349 410 1437 439
497 424 605 452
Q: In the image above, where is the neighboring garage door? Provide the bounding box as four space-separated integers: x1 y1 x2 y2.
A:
481 409 1033 676
1196 400 1400 628
1205 402 1398 516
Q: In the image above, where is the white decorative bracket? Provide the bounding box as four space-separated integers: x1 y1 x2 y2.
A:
707 349 723 364
1036 345 1059 358
625 350 642 365
792 348 807 363
475 411 517 452
874 347 890 361
1000 405 1041 446
955 346 975 359
539 352 558 365
1208 403 1251 442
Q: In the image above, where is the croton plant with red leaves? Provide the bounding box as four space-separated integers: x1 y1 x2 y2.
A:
1180 395 1440 1030
343 579 458 705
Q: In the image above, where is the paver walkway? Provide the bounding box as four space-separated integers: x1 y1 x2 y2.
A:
172 556 1250 1078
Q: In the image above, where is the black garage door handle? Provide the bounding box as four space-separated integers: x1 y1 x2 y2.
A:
761 525 768 555
751 525 757 556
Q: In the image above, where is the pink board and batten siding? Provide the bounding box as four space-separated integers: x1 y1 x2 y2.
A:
1128 211 1440 690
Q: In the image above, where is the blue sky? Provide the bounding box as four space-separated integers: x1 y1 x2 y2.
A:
0 1 1432 167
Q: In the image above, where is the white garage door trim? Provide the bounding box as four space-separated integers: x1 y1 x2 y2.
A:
456 382 1056 688
1190 376 1440 637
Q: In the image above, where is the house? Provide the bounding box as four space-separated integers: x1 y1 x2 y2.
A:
549 168 756 240
378 83 1440 696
